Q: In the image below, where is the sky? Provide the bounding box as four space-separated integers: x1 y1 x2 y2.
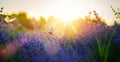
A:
0 0 120 24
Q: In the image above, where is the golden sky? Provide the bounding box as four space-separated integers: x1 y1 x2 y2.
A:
0 0 120 24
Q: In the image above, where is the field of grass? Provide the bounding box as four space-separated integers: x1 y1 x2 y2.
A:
0 7 120 62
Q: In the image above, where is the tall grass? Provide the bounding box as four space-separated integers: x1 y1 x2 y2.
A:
96 30 114 62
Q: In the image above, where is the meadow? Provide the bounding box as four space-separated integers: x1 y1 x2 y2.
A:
0 7 120 62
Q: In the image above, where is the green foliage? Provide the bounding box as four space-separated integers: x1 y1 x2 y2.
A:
96 31 114 62
17 12 28 25
38 16 46 29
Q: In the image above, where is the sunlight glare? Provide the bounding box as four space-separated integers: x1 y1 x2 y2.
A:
61 16 75 23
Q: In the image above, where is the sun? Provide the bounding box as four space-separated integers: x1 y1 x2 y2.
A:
61 16 75 23
58 11 78 23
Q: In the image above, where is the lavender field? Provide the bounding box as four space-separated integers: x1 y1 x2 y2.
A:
0 0 120 62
